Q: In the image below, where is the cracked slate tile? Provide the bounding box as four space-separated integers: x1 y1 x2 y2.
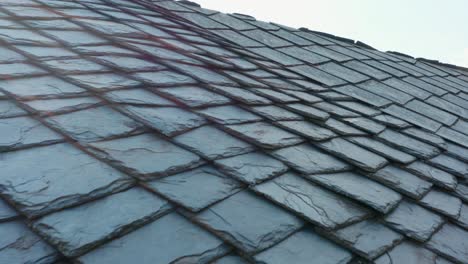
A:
0 100 27 118
87 134 203 180
284 103 330 121
0 221 58 264
78 212 229 264
371 165 432 199
45 106 143 142
0 116 63 152
124 106 206 136
308 172 402 213
377 129 440 159
383 201 444 242
195 190 303 253
226 122 304 149
251 105 303 121
0 199 17 222
329 220 403 260
214 152 287 184
158 86 231 107
0 47 26 63
455 184 468 203
429 154 468 179
405 162 458 190
317 138 388 172
32 187 172 257
316 62 370 83
174 126 254 160
144 166 241 212
427 224 468 264
456 204 468 229
272 143 352 174
420 190 462 219
254 228 352 264
0 143 133 217
374 241 448 264
104 89 175 106
254 173 370 229
276 120 337 141
343 117 386 134
196 105 261 124
67 73 141 91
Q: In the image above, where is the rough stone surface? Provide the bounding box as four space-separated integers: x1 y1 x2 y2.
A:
420 190 462 219
427 224 468 264
374 241 445 264
372 166 432 199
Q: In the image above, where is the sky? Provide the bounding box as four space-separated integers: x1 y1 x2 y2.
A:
195 0 468 67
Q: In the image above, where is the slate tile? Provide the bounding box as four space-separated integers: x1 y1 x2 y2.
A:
362 60 407 77
405 162 457 190
324 118 367 136
242 29 292 48
348 137 416 164
427 224 468 264
316 62 369 83
294 32 335 45
254 173 370 229
377 129 441 159
420 190 462 219
213 29 262 47
196 105 261 125
308 172 402 213
251 105 303 121
277 120 337 141
104 89 174 106
0 143 133 217
443 94 468 109
403 76 447 96
25 97 102 115
226 122 304 149
209 13 255 30
405 100 457 126
427 96 468 118
79 212 229 264
44 30 107 46
372 114 411 129
24 19 80 30
317 91 352 100
176 12 227 29
168 62 237 85
0 47 26 63
45 106 143 142
314 101 360 118
456 204 468 229
272 143 352 174
318 138 388 172
335 85 392 107
372 166 432 199
284 103 330 120
343 117 386 134
0 199 17 222
357 80 413 105
329 220 403 259
289 65 347 86
68 73 141 91
343 60 391 80
402 128 447 149
0 221 58 264
453 120 468 136
277 46 329 64
32 187 172 257
455 184 468 204
158 86 231 107
0 100 27 118
195 190 303 253
144 166 241 212
437 127 468 148
422 77 459 94
211 86 271 105
87 134 203 180
429 154 468 179
0 29 56 45
252 88 299 103
374 241 446 264
383 104 442 132
43 58 109 74
174 126 254 160
304 45 352 62
133 71 196 86
446 142 468 163
95 56 165 72
0 62 46 78
336 101 382 116
212 254 249 264
381 61 423 77
249 47 302 66
254 228 352 264
383 78 431 99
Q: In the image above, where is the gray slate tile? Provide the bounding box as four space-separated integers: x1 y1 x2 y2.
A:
196 105 261 124
429 154 468 179
405 162 458 190
254 173 370 229
402 128 447 149
133 71 196 86
158 86 231 107
104 89 175 106
374 241 446 264
377 129 441 159
316 62 370 83
212 255 249 264
420 190 462 219
383 104 442 132
304 45 352 62
25 97 102 115
212 86 271 105
372 166 432 199
0 143 133 217
405 100 458 126
384 201 444 242
289 65 347 86
32 187 172 257
242 29 292 48
314 102 360 118
284 103 330 121
0 199 17 222
348 137 416 164
79 212 229 264
373 114 411 129
249 47 302 66
277 120 337 141
278 46 329 64
195 190 303 253
357 80 413 105
0 100 27 118
251 105 303 121
254 228 352 264
144 166 241 212
437 127 468 148
343 60 391 80
324 118 367 136
427 224 468 264
427 96 468 118
383 78 431 99
335 85 392 107
308 172 402 213
67 73 141 91
343 117 386 134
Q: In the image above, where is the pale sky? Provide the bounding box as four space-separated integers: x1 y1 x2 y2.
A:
195 0 468 67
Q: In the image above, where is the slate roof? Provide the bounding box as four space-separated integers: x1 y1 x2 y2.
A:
0 0 467 263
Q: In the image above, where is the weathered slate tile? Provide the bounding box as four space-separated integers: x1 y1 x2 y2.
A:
242 29 292 48
405 162 458 190
328 45 370 60
25 97 102 115
254 173 370 229
0 116 63 152
363 60 408 78
402 128 447 149
452 120 468 135
383 78 431 99
0 221 58 264
294 32 335 45
317 91 352 100
273 29 313 46
43 58 109 74
289 65 347 86
278 46 329 64
0 143 133 217
335 85 392 107
252 88 299 103
455 184 468 203
374 241 446 264
324 118 367 136
384 201 444 242
282 90 323 103
226 122 304 149
277 120 337 141
133 71 196 86
0 100 27 118
405 100 458 126
429 154 468 179
249 47 302 66
95 56 165 72
174 126 254 160
87 134 203 180
212 254 249 264
104 89 174 106
446 142 468 163
357 80 413 105
124 106 206 136
403 76 447 96
0 29 56 45
443 94 468 109
329 220 403 259
209 13 255 30
317 138 388 172
213 29 262 47
68 73 141 91
316 62 369 83
437 127 468 148
373 114 411 129
308 172 402 213
196 105 261 125
158 86 231 107
343 60 391 80
214 152 287 184
372 166 432 199
0 47 26 63
45 29 107 46
251 105 303 121
272 143 352 174
348 137 416 164
304 45 352 62
79 213 229 264
32 187 172 257
377 129 440 159
427 96 468 118
456 204 468 229
284 103 330 120
343 117 386 134
383 104 442 132
254 228 352 264
45 106 143 142
195 190 303 253
212 86 271 104
0 199 17 222
314 102 360 118
145 166 241 212
427 224 468 264
420 190 462 219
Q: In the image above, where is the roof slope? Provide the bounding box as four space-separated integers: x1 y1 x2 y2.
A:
0 0 467 263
